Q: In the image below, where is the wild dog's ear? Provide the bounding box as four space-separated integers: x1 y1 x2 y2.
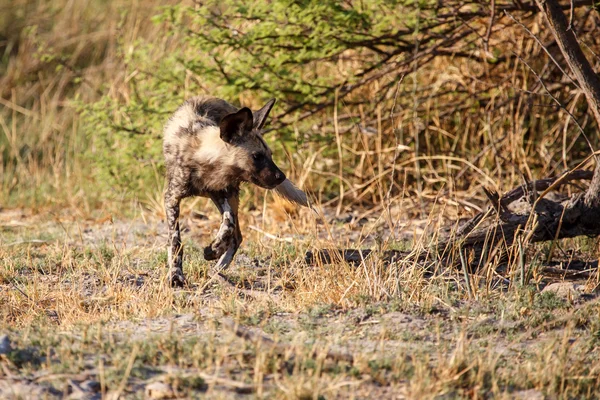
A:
219 107 254 143
253 98 276 131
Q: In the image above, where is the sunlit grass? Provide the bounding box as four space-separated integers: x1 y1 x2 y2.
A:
2 0 600 398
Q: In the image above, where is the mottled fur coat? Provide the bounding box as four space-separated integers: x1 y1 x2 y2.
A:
163 96 309 286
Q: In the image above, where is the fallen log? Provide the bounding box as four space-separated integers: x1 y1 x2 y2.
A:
306 169 598 270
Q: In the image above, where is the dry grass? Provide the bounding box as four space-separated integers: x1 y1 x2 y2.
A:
0 0 178 211
2 0 600 398
1 205 599 398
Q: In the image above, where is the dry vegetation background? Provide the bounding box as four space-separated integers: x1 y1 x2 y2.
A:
1 0 600 398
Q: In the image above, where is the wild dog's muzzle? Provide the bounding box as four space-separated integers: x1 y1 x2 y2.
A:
264 168 286 188
256 160 286 189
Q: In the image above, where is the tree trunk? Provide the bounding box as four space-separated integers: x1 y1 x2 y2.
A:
536 0 600 206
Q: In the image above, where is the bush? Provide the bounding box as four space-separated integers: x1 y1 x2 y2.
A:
79 0 423 198
76 0 600 207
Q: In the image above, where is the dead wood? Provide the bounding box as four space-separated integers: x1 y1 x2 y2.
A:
496 170 593 208
437 169 599 250
542 261 597 279
306 169 598 270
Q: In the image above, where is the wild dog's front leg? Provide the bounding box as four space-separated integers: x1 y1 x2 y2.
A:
214 194 242 269
204 193 241 270
165 189 185 287
204 194 235 261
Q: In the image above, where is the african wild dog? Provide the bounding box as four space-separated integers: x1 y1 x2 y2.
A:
163 96 310 287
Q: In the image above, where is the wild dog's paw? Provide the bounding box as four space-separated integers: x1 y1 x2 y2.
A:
204 214 236 261
203 245 219 260
168 267 186 288
204 234 233 261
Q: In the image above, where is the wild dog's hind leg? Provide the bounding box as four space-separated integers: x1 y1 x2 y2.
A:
165 186 185 287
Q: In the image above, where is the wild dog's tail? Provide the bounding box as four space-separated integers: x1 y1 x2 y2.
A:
274 179 311 208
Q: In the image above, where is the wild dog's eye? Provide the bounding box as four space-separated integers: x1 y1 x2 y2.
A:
252 153 262 161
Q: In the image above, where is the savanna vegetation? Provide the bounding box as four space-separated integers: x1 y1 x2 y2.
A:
1 0 600 398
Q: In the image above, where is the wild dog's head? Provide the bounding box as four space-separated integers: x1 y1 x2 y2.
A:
219 99 286 189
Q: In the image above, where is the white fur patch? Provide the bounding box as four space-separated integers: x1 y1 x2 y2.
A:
194 126 225 159
163 102 196 144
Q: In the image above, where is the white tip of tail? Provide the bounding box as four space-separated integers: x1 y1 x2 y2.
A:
274 179 312 209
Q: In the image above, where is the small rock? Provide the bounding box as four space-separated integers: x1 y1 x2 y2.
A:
45 309 60 323
145 382 174 399
191 211 208 220
68 390 100 400
512 389 544 400
67 379 103 400
542 282 584 299
0 381 49 399
80 380 101 393
0 335 11 355
333 213 353 223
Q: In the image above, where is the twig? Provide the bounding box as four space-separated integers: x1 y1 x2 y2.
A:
386 75 406 241
518 238 525 286
10 281 31 302
459 247 474 299
248 225 294 243
511 52 594 154
504 10 581 89
567 0 575 31
112 343 139 399
535 0 600 207
333 88 344 217
484 0 496 54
